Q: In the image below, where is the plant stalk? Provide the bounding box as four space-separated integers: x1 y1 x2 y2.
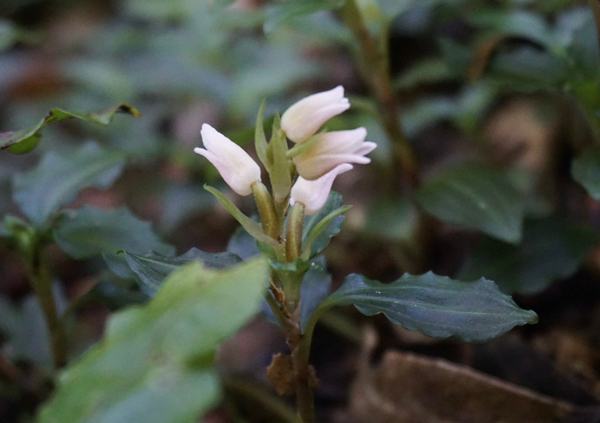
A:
25 247 67 369
339 0 419 190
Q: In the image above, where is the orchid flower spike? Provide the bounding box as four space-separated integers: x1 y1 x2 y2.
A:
194 124 261 196
281 86 350 143
290 163 353 215
293 127 377 180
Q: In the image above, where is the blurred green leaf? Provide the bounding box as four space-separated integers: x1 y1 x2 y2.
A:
314 272 537 342
263 0 346 33
487 47 569 91
0 105 140 154
459 217 598 295
467 10 554 47
572 146 600 199
567 12 600 78
37 258 269 423
393 58 454 90
363 196 418 242
124 248 242 295
54 206 174 278
417 163 524 243
12 142 125 227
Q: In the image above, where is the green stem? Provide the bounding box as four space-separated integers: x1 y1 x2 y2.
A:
252 182 280 240
339 0 419 190
25 247 67 369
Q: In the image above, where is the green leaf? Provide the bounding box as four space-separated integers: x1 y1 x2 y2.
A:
363 196 418 242
301 192 348 259
12 141 125 226
572 146 600 199
299 257 331 332
37 258 269 423
393 58 455 90
204 185 282 251
459 217 598 295
466 10 554 47
266 116 291 203
124 248 242 295
254 99 269 170
54 206 174 278
0 104 140 153
417 162 523 243
487 47 569 91
263 0 346 34
316 272 537 342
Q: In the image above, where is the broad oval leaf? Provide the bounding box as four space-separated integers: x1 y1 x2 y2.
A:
317 272 537 342
417 162 523 243
13 141 125 226
124 248 242 295
1 104 140 153
54 206 174 278
37 258 269 423
572 146 600 200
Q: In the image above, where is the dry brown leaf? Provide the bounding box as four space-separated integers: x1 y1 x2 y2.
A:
351 350 573 423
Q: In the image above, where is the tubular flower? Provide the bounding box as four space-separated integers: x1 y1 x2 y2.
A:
290 163 353 215
281 86 350 143
293 127 377 180
194 124 261 196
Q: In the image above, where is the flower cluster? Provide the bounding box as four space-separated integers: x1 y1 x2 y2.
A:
194 86 375 215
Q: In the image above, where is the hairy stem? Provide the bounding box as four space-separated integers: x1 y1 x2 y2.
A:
339 0 418 190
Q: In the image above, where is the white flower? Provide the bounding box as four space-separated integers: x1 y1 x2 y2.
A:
281 86 350 143
293 127 377 180
290 163 353 215
194 124 261 196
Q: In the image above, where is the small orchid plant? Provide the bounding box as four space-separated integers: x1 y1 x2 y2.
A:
190 86 536 423
193 87 375 421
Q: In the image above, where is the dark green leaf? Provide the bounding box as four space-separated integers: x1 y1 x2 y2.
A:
417 162 523 243
37 258 269 423
54 206 174 278
124 248 242 295
263 0 346 34
568 14 600 78
12 141 125 226
301 192 347 259
300 257 331 332
572 146 600 199
393 58 455 90
227 227 260 259
1 104 140 153
317 272 537 342
459 217 597 295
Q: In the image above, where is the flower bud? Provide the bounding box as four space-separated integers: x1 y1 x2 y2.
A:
281 86 350 143
194 124 261 196
293 127 377 180
290 163 353 215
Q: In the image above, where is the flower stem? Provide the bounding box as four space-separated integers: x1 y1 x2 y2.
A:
25 247 67 369
339 0 419 190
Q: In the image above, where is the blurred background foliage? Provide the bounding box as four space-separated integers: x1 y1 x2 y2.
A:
1 0 600 421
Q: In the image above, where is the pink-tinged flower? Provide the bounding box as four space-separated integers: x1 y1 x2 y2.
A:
194 124 261 196
290 163 353 215
281 86 350 143
293 127 377 180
